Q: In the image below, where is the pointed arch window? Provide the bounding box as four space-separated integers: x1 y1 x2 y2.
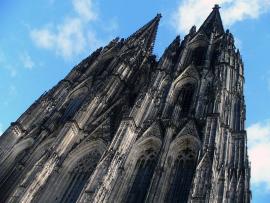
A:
60 150 100 203
233 100 241 131
126 149 158 203
192 46 207 66
0 152 26 202
61 97 84 123
175 83 195 118
166 148 197 202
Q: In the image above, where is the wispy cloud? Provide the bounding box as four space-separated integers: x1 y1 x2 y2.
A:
0 48 17 77
247 120 270 192
20 51 35 70
31 18 87 58
172 0 270 33
30 0 105 59
72 0 97 21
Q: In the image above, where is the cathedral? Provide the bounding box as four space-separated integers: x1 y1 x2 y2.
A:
0 5 251 203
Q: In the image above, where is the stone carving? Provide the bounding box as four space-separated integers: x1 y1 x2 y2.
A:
0 6 250 203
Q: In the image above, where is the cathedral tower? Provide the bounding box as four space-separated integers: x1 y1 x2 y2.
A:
0 5 251 203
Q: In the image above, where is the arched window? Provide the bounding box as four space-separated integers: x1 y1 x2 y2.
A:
175 83 195 118
0 138 33 202
166 148 197 202
126 149 157 203
0 138 53 202
61 97 84 123
192 47 207 66
59 150 100 203
233 100 241 131
0 154 25 202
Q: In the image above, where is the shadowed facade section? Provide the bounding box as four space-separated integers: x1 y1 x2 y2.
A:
0 6 251 203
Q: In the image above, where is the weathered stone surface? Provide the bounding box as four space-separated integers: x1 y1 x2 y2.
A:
0 6 251 203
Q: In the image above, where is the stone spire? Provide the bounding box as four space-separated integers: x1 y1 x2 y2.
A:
158 35 181 71
124 14 161 55
198 4 224 36
0 7 250 203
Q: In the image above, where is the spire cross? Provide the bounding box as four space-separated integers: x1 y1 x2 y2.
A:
213 4 220 10
156 13 162 19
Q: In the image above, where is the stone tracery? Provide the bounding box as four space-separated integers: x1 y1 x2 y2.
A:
0 6 250 203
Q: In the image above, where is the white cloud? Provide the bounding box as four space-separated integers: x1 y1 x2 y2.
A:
31 18 86 58
20 52 35 69
30 0 102 59
173 0 270 33
72 0 97 22
30 28 54 49
247 120 270 192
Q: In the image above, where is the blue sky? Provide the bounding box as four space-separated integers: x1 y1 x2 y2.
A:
0 0 270 202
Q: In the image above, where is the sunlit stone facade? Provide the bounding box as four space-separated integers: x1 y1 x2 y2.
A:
0 5 251 203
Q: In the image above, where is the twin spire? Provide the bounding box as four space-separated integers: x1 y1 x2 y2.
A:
124 5 224 55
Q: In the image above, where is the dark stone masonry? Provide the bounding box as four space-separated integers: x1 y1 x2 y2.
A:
0 5 251 203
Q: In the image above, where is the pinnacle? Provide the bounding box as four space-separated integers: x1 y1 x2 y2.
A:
175 35 180 41
213 4 220 10
124 14 161 55
156 13 162 19
168 35 180 47
197 4 224 36
126 14 161 40
161 35 180 59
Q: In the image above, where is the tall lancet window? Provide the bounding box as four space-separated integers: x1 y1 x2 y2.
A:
60 151 100 203
61 97 84 123
192 46 206 66
127 149 158 203
233 100 241 131
174 83 195 119
166 148 197 202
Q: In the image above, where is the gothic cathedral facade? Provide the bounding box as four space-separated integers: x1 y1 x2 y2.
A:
0 5 251 203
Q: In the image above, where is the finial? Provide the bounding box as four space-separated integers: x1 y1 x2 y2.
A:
213 4 220 10
189 25 196 34
171 35 180 46
156 13 162 19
